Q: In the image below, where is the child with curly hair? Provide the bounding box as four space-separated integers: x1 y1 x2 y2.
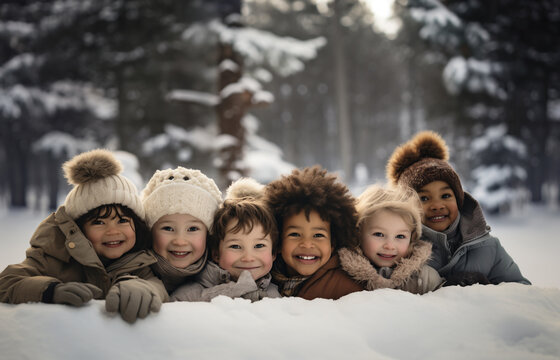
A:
264 166 365 299
339 184 443 294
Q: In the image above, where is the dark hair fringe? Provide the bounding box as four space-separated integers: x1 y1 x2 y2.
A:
76 204 151 254
264 166 359 250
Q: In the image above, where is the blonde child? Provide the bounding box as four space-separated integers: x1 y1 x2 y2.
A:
171 178 281 302
0 149 167 323
339 185 443 294
386 131 530 285
264 166 365 299
141 166 223 294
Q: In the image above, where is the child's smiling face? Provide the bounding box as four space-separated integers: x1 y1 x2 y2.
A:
214 220 275 281
151 213 207 269
281 210 333 277
82 208 136 260
360 210 411 267
417 180 459 232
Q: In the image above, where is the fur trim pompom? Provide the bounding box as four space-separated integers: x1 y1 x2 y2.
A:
386 131 448 184
226 177 264 200
63 149 122 185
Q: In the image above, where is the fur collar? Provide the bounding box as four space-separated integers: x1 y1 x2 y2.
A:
338 241 432 290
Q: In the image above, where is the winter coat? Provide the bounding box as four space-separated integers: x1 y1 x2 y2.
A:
0 206 168 304
272 253 365 300
422 192 530 285
170 261 281 302
338 241 443 294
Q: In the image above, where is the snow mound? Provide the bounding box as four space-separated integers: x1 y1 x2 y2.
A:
1 284 559 359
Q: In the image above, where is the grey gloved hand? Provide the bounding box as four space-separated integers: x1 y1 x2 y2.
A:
105 278 163 323
53 282 103 306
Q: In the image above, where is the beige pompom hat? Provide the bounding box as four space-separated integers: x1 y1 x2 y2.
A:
62 149 145 220
141 167 222 229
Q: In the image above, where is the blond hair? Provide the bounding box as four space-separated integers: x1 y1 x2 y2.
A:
356 184 423 246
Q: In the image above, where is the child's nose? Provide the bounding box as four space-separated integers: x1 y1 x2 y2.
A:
171 233 189 245
299 237 314 248
240 250 255 261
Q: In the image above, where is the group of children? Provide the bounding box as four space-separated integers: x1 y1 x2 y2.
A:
0 131 530 323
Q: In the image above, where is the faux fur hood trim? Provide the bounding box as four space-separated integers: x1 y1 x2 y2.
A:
338 240 432 290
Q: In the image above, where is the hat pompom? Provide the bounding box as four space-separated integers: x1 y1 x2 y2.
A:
226 178 264 200
386 131 448 184
63 149 122 186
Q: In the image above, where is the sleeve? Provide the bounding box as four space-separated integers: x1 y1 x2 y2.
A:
488 238 531 285
0 247 62 304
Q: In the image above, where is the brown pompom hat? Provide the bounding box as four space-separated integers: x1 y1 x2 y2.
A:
386 131 465 209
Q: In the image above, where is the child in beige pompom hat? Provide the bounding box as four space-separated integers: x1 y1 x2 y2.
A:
0 149 168 323
141 166 222 293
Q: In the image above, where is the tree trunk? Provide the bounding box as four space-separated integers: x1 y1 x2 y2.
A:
331 0 352 180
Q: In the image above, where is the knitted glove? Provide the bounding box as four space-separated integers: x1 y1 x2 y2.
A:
52 282 103 306
443 271 490 287
105 278 163 323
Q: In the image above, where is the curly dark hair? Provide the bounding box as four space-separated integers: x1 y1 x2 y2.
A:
264 166 359 250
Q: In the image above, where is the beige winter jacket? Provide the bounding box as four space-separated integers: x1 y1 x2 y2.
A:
338 241 443 294
0 206 168 304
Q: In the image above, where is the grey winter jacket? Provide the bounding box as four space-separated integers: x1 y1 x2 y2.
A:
170 261 281 302
422 192 530 285
339 241 443 294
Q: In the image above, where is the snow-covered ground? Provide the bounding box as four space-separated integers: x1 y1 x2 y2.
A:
0 205 559 359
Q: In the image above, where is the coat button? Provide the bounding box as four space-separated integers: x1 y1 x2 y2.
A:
68 242 76 249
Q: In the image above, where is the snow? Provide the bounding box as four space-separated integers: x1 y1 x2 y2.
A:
0 205 559 359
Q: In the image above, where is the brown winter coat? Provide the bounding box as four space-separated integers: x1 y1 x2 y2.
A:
295 253 365 300
338 241 443 294
0 206 168 304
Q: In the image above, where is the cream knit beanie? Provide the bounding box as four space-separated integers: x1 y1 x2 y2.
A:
141 167 222 230
63 149 145 220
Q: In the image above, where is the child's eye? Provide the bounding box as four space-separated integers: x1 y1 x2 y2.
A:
118 217 131 224
442 193 453 199
91 219 104 225
187 226 200 232
373 232 384 237
419 196 428 202
228 244 241 249
313 233 326 238
254 243 266 249
161 226 174 232
396 234 408 240
286 232 300 238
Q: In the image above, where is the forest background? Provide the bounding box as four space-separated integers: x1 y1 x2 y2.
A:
1 0 559 215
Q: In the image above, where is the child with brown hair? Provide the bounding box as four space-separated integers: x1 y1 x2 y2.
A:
171 178 281 302
0 149 168 323
386 131 530 285
339 184 443 294
264 166 365 300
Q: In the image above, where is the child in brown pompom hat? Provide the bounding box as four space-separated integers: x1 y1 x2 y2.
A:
386 131 530 285
264 166 365 299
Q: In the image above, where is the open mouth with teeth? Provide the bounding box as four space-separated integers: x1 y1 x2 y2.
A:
295 255 320 262
428 215 448 222
103 240 125 248
169 251 191 258
377 254 396 259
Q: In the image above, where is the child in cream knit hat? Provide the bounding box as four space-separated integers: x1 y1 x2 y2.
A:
0 149 168 323
142 166 222 293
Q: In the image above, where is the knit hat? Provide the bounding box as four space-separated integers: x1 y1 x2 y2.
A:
386 131 465 209
63 149 145 220
141 167 222 229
